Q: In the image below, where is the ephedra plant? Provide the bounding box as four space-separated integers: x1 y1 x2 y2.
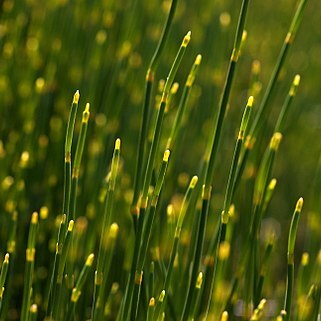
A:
0 0 320 320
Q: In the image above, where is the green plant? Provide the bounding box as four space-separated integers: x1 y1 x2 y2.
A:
0 0 320 320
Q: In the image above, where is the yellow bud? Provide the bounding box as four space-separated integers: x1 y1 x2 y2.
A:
296 197 304 212
73 90 80 104
190 176 198 189
247 96 254 107
163 149 170 162
86 253 95 266
182 31 191 47
115 138 121 150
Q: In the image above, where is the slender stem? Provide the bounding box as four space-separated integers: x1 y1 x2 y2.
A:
67 254 94 321
284 198 303 320
0 254 9 312
131 0 179 217
141 31 191 206
130 150 170 321
166 54 202 150
234 0 307 190
21 212 38 321
205 0 250 188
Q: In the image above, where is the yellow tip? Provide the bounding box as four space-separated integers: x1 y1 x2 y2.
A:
31 212 38 224
4 253 9 263
296 197 304 212
182 31 192 47
149 297 155 307
82 103 90 122
86 253 95 266
195 54 202 65
258 298 267 309
159 290 166 302
68 220 74 232
110 223 119 238
163 149 170 162
270 132 282 150
248 96 254 107
30 304 38 313
269 178 277 190
221 311 229 321
294 74 301 86
190 176 198 188
115 138 121 150
73 90 80 104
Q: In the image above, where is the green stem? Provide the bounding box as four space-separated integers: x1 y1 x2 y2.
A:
21 212 38 321
284 198 303 321
131 0 179 217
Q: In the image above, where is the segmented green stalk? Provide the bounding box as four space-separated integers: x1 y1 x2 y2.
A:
204 0 250 188
141 31 191 206
92 139 120 319
163 176 198 294
284 197 303 321
198 97 253 319
122 33 191 321
180 4 249 320
70 102 90 220
67 254 95 321
246 133 282 315
47 214 67 316
188 272 203 321
166 54 202 150
0 254 9 311
64 90 80 220
222 96 253 223
131 150 170 321
52 220 75 320
235 0 307 188
93 224 119 321
21 212 38 321
66 102 90 290
131 0 179 219
274 74 301 133
47 91 80 315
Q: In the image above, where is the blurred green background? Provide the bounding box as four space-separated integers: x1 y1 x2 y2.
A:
0 0 320 318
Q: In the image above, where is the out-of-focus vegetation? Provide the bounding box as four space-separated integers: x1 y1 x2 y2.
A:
0 0 320 320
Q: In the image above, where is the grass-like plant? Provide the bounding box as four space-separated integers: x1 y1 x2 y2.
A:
0 0 320 320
